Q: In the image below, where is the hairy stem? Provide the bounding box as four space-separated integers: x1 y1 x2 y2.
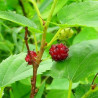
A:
30 66 38 98
68 80 72 98
25 0 58 98
25 27 38 98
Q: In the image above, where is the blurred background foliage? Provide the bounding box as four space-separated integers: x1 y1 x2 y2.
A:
0 0 98 98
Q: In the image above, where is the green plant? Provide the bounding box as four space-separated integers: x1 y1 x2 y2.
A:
0 0 98 98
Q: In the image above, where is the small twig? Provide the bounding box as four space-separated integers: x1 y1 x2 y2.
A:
91 73 98 90
25 27 34 64
91 73 98 85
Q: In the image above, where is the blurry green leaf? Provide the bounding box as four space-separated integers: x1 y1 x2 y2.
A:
0 11 42 33
11 81 31 98
86 90 98 98
73 84 98 98
40 0 68 19
73 84 90 98
58 1 98 27
47 90 74 98
35 81 45 98
73 27 98 44
50 40 98 82
0 40 14 52
0 53 52 87
47 78 79 90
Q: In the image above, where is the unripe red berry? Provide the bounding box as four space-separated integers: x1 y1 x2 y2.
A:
25 51 37 65
49 43 69 61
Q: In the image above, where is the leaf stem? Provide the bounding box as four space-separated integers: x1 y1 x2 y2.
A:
32 32 38 52
29 29 38 52
29 0 43 28
46 28 62 48
0 87 4 98
68 80 72 98
81 87 98 98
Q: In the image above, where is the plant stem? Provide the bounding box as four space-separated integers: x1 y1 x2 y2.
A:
68 80 72 98
33 32 38 52
29 29 38 52
81 86 98 98
46 28 62 48
30 66 38 98
91 73 98 85
45 0 58 28
36 0 58 65
29 0 43 28
25 0 58 98
0 87 4 98
25 27 38 98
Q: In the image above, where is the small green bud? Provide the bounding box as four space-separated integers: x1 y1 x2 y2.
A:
58 28 74 41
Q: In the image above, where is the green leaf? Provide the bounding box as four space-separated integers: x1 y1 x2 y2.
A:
73 27 98 44
0 11 42 33
73 84 98 98
47 90 74 98
0 53 52 87
11 81 31 98
50 40 98 82
47 78 79 90
35 81 45 98
58 1 98 27
41 0 68 19
0 40 14 52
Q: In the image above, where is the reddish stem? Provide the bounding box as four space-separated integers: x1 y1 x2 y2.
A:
25 27 38 98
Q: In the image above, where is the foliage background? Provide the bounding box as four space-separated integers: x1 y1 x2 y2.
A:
0 0 98 98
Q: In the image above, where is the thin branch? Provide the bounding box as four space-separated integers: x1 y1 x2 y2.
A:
25 27 38 98
91 73 98 85
25 0 58 98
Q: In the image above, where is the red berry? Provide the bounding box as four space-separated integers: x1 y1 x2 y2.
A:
25 51 37 65
49 43 69 61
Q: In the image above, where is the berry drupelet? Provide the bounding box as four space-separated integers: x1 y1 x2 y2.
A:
49 43 69 61
25 51 37 65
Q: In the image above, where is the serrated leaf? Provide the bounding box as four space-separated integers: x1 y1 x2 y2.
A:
0 53 52 87
58 1 98 27
0 11 42 33
50 40 98 82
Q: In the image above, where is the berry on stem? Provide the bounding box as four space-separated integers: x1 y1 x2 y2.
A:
49 43 69 61
25 51 37 65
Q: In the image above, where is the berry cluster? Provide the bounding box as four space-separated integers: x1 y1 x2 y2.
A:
25 51 37 65
49 43 69 61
